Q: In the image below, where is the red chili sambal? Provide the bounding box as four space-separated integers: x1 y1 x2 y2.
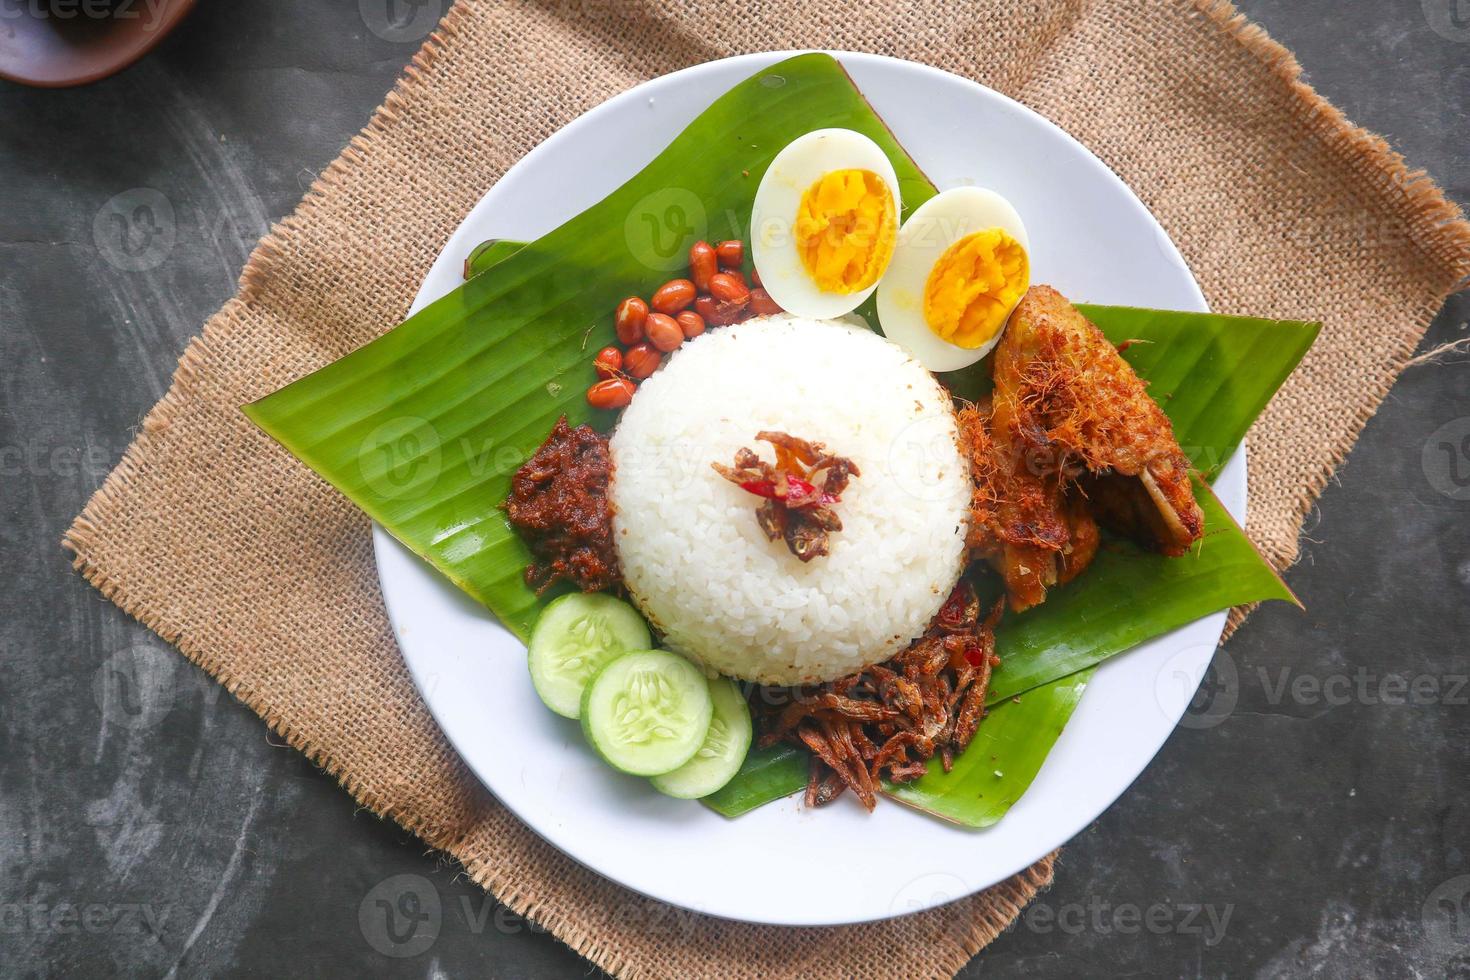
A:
505 416 619 594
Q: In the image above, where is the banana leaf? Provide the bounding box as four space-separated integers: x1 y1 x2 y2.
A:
245 52 1318 828
246 52 936 641
1080 304 1319 480
462 239 524 281
705 668 1093 822
702 743 810 818
988 487 1293 703
886 668 1092 826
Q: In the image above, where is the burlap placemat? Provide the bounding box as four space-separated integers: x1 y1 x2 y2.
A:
64 1 1470 976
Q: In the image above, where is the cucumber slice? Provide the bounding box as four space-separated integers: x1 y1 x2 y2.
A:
580 651 713 777
527 593 651 719
650 677 752 799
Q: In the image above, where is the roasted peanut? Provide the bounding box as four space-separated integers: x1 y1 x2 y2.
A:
623 343 663 379
708 272 750 306
593 346 623 380
694 295 720 324
651 278 697 315
689 241 718 292
676 310 706 339
645 312 683 352
715 240 744 269
586 378 635 410
698 295 743 327
615 296 649 345
749 287 783 316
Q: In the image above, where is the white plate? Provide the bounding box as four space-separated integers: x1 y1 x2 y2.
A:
374 52 1239 927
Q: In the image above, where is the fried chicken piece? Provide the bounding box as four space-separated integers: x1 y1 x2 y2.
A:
958 399 1075 611
996 286 1203 557
1058 492 1100 583
959 286 1203 608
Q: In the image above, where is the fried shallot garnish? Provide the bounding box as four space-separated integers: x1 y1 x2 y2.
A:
712 431 860 562
753 582 1002 811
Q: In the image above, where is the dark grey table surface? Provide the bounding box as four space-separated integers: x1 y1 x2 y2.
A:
3 2 1467 977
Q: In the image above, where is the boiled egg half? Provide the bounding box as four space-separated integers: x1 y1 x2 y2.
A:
876 187 1030 372
750 129 901 320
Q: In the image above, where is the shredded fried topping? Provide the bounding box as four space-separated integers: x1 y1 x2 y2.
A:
752 582 1002 811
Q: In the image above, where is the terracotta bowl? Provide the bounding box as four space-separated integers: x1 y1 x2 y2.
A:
0 0 196 88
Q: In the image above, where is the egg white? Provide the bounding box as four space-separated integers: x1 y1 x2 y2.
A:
750 129 902 320
876 187 1030 372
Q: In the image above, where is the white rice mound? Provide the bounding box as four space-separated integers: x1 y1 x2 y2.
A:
609 314 971 686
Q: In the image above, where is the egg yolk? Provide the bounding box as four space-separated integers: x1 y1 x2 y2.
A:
923 229 1029 349
794 169 896 294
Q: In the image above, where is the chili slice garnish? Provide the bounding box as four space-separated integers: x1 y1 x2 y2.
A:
738 477 838 506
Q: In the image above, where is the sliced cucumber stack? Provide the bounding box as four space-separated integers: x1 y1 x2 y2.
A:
526 597 750 797
650 676 752 799
581 650 713 777
527 593 651 719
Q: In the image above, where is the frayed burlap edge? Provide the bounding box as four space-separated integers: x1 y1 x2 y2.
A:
1199 0 1470 476
65 1 486 834
1190 0 1470 640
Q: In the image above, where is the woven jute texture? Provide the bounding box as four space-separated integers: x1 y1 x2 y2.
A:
64 1 1470 976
